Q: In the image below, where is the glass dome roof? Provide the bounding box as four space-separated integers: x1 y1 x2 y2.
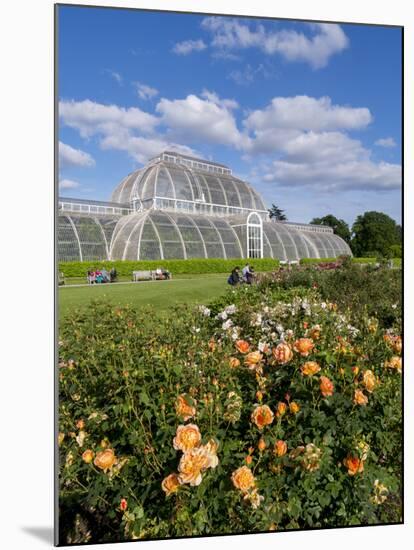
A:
58 151 352 263
110 152 266 213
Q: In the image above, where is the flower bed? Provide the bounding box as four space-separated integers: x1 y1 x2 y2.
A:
58 276 402 543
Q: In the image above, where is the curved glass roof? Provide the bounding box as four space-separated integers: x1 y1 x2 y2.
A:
57 214 118 262
58 152 352 264
108 211 352 261
110 158 266 212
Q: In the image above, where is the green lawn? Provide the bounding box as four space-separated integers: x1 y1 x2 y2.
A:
58 273 228 321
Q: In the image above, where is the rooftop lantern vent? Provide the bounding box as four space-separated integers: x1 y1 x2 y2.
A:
150 151 233 176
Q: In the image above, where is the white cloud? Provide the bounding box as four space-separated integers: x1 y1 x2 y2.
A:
260 130 401 191
104 69 123 85
156 92 248 148
100 133 197 164
200 89 239 110
59 178 80 189
281 131 368 164
245 95 372 134
172 39 207 55
59 99 158 138
264 158 401 191
59 99 196 164
58 94 400 193
228 63 272 86
375 137 397 148
201 18 348 69
241 96 399 192
134 81 159 100
59 141 95 168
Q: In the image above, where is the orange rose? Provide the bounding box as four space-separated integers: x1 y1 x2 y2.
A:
120 498 128 511
161 473 181 495
308 325 321 340
289 401 300 414
272 342 293 364
352 366 359 376
235 340 250 354
82 449 94 464
293 338 315 357
275 402 287 417
244 351 263 369
383 334 392 344
354 389 368 406
362 370 377 393
392 336 402 354
231 466 255 492
229 357 240 368
258 438 266 452
208 338 216 351
385 356 402 373
94 449 116 471
76 419 85 430
343 454 364 475
320 376 334 397
176 394 196 421
301 361 321 376
201 439 219 469
245 455 253 465
177 447 211 486
251 405 274 429
173 424 201 452
274 440 287 457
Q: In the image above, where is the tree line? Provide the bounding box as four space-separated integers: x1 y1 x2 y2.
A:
268 204 402 258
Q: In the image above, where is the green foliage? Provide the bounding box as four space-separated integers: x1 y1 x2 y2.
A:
389 245 402 259
268 204 287 221
58 267 402 543
351 211 401 257
352 257 378 263
310 215 351 244
300 258 338 265
257 263 401 329
59 258 280 278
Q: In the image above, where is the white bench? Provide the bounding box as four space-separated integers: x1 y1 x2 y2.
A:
132 270 155 282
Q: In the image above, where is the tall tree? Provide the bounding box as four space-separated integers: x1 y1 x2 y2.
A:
268 204 287 221
310 214 351 243
351 211 401 257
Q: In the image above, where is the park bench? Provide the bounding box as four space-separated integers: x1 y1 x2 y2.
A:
132 269 172 282
132 270 155 282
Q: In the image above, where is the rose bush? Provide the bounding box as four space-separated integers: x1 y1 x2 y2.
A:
58 270 402 544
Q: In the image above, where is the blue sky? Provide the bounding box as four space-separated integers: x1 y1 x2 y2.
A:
58 5 402 226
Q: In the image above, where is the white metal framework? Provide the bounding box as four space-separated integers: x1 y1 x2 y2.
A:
247 212 263 259
58 151 353 263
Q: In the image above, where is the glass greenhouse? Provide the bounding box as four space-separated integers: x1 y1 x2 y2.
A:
58 151 352 262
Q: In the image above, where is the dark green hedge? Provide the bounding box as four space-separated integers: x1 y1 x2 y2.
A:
352 257 378 264
300 257 338 265
59 258 280 277
300 257 382 265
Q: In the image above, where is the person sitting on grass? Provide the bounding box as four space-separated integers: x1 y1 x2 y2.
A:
228 266 241 286
245 265 255 284
110 267 117 283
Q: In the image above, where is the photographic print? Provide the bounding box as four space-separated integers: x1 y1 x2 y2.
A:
56 4 403 545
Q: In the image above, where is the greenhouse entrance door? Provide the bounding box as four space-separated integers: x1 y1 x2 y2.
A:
247 212 263 258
